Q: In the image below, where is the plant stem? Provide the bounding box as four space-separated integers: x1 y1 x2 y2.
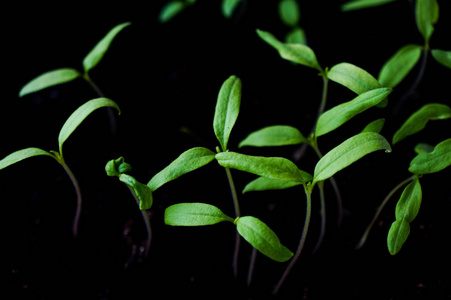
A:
224 167 241 277
273 186 312 295
58 159 82 237
126 185 152 257
247 247 257 286
355 176 415 249
313 182 326 253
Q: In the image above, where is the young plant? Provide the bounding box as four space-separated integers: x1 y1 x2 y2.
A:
357 103 451 254
0 98 120 237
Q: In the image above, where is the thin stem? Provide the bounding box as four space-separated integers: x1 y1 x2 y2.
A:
58 159 82 237
247 247 257 286
126 186 152 257
273 186 312 295
312 182 326 253
224 167 241 277
355 176 415 250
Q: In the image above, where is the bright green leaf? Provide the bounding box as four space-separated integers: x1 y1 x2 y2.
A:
159 1 186 23
105 157 125 177
119 174 153 210
387 219 410 255
213 75 242 151
0 147 54 170
164 203 234 226
395 179 422 223
242 176 302 193
222 0 240 18
19 68 81 97
239 125 307 148
315 87 392 137
58 98 121 155
236 216 293 262
414 143 434 154
327 62 381 94
82 22 131 73
215 151 305 183
416 0 439 45
431 49 451 69
148 147 216 191
409 138 451 174
378 44 422 88
285 26 307 44
313 132 391 184
278 0 300 27
341 0 396 11
392 103 451 145
361 118 385 133
256 29 322 72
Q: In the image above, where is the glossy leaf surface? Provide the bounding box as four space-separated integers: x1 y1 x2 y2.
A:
257 29 321 71
242 176 302 193
378 44 422 88
239 125 307 148
392 103 451 145
327 62 381 94
341 0 396 11
83 22 131 73
19 68 81 97
431 49 451 69
313 132 391 184
416 0 439 44
215 151 305 183
0 147 54 170
213 75 242 151
236 216 293 262
315 87 392 137
164 203 234 226
409 138 451 174
58 98 120 155
119 174 153 210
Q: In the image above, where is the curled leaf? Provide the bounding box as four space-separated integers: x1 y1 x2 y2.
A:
164 203 234 226
119 174 153 210
236 216 293 262
409 138 451 175
19 68 81 97
327 62 381 94
239 125 307 148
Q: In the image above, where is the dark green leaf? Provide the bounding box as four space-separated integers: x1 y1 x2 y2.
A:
0 147 54 170
327 62 381 94
392 103 451 145
395 179 422 223
416 0 439 45
236 216 293 262
164 203 234 226
378 44 422 88
414 143 434 154
409 138 451 174
239 125 307 148
285 26 307 44
215 151 305 183
387 219 410 255
58 98 121 155
431 49 451 69
278 0 300 27
361 118 385 133
256 29 322 71
148 147 216 191
341 0 396 11
83 22 131 73
19 68 81 97
315 87 392 137
313 132 391 184
213 75 242 151
159 1 186 23
119 174 153 210
242 176 302 193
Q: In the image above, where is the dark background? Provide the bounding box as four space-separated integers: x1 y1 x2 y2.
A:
2 1 451 299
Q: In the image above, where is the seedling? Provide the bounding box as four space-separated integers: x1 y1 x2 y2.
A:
0 98 120 237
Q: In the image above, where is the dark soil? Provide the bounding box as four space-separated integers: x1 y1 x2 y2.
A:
3 1 451 299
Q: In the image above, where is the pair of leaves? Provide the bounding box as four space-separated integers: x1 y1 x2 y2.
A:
19 22 131 97
159 0 240 22
165 203 293 262
0 98 120 170
387 178 422 255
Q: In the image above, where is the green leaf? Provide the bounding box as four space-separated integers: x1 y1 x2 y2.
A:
105 157 125 177
58 98 121 155
159 1 186 23
409 138 451 174
315 87 392 137
278 0 300 27
327 62 381 95
239 125 307 148
431 49 451 69
285 26 307 45
341 0 396 11
416 0 439 45
256 29 322 72
82 22 131 73
392 103 451 145
242 176 302 193
378 44 423 88
236 216 293 262
119 174 153 210
361 118 385 133
215 151 305 183
313 132 391 184
19 68 81 97
148 147 216 191
222 0 240 18
164 203 234 226
213 75 242 151
387 219 410 255
414 143 434 154
0 147 54 170
395 179 422 223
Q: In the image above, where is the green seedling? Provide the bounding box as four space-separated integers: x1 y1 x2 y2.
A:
357 103 451 254
0 98 120 237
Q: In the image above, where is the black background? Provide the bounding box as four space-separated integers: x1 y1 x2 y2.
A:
2 1 451 299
